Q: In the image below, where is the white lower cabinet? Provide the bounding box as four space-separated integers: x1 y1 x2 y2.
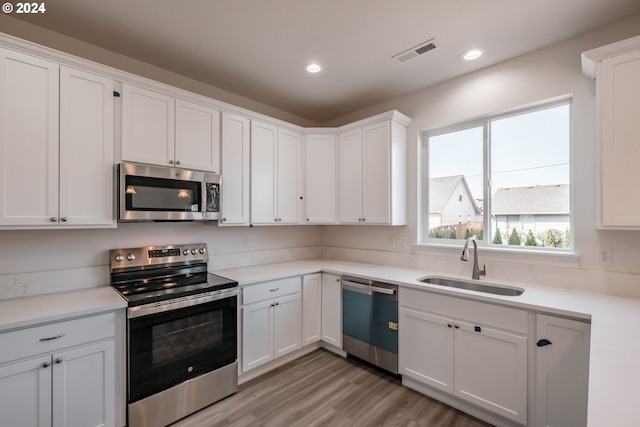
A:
0 313 116 427
321 273 342 348
302 274 322 345
399 289 528 425
535 314 590 427
242 277 302 372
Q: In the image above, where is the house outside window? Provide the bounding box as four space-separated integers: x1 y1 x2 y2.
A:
421 100 571 250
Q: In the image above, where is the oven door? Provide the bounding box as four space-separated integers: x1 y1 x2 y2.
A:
127 294 237 403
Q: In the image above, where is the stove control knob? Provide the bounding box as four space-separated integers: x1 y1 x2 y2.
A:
191 248 197 255
199 247 206 254
126 253 136 261
114 254 124 262
183 249 189 256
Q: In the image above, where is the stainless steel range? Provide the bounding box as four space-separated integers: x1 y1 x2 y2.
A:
110 243 238 427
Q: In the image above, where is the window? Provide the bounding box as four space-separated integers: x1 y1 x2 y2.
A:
421 101 571 250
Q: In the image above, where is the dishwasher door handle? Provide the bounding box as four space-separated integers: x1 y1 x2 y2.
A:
342 280 396 295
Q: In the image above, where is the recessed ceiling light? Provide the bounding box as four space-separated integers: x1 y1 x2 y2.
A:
462 48 484 61
306 63 322 73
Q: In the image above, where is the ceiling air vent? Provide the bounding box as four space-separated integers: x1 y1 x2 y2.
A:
392 39 437 64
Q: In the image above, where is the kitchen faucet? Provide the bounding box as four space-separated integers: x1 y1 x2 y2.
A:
461 237 486 280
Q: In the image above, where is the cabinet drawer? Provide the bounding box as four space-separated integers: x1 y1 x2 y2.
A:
0 312 115 363
400 288 527 334
243 277 301 305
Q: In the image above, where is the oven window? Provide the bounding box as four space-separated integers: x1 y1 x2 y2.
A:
125 175 201 212
128 296 237 403
152 311 222 366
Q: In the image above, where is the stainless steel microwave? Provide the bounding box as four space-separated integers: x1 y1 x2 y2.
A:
118 162 221 222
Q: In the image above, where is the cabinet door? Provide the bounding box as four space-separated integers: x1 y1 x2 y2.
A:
321 274 342 348
273 293 302 358
362 121 391 224
276 129 301 224
302 274 322 346
242 299 274 372
398 307 453 393
305 135 336 223
536 315 590 427
0 49 59 226
338 129 363 223
600 49 640 227
59 67 115 226
175 99 220 172
220 113 250 225
121 84 175 167
0 355 52 427
454 321 527 424
52 340 115 427
250 121 277 224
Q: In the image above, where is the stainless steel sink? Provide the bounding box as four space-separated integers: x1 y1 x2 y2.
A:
418 276 524 296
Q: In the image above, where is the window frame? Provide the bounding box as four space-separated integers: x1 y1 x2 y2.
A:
419 98 574 253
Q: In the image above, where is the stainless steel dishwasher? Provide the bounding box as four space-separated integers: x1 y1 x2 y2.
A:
341 275 398 374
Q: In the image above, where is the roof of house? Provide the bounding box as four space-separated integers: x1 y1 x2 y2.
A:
491 184 569 215
429 175 480 213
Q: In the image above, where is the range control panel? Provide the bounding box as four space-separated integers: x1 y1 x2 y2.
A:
110 243 208 270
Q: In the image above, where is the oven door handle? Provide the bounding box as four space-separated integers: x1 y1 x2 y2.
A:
342 280 395 296
128 288 239 319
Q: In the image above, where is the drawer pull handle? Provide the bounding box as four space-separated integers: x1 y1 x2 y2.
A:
537 339 552 347
270 288 279 292
55 358 63 364
40 334 65 341
42 361 51 368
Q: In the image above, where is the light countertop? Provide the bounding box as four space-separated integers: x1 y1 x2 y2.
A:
214 258 640 427
1 260 637 426
0 286 126 333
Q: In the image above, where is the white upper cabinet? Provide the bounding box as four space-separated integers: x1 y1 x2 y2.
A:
305 135 336 224
0 49 59 227
121 84 175 167
220 112 250 226
59 67 115 226
338 129 363 223
122 83 221 172
338 112 409 225
250 121 302 224
582 36 640 228
0 48 115 228
175 99 221 172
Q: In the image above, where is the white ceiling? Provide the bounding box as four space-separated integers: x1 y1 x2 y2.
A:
12 0 640 123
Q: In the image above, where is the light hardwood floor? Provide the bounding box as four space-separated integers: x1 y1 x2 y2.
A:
172 349 493 427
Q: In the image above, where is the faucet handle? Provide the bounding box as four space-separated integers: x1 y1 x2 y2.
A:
479 264 487 277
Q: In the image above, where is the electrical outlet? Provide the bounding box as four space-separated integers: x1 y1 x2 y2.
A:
244 236 249 248
397 237 408 249
599 247 611 265
388 237 395 248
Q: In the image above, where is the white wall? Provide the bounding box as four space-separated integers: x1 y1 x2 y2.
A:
322 14 640 297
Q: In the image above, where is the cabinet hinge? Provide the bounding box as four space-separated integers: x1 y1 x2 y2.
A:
113 91 121 97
